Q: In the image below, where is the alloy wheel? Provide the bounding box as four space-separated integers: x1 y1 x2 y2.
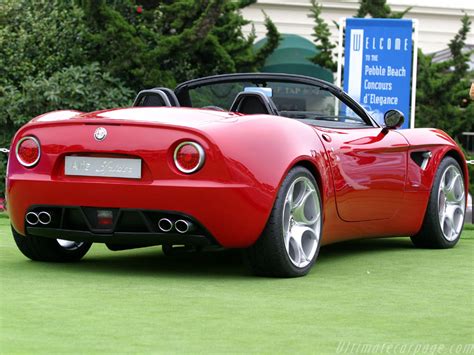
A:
438 165 465 241
282 176 321 268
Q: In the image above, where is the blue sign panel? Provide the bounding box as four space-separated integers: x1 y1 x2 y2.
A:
343 18 413 128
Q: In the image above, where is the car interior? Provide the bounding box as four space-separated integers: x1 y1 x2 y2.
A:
132 74 377 129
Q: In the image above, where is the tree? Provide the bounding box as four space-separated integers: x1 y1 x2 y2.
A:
415 14 473 138
415 14 473 192
80 0 280 89
0 1 130 196
356 0 411 19
243 12 281 70
309 0 337 72
309 0 410 73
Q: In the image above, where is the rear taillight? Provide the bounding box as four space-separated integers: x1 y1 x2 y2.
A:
173 141 205 174
16 136 41 167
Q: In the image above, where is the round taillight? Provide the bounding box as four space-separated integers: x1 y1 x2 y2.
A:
173 142 205 174
16 136 41 167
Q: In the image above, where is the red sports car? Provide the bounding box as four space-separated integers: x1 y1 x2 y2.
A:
6 73 468 277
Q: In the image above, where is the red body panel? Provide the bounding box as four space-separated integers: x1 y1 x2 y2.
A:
6 108 468 247
400 128 470 193
316 127 409 221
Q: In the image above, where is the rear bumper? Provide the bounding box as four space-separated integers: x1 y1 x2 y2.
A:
26 228 211 247
22 205 214 247
7 177 274 248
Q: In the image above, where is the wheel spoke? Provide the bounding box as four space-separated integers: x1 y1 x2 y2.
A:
441 171 450 194
284 231 291 252
438 192 445 217
444 168 455 190
442 213 455 240
292 182 318 225
445 205 463 240
450 175 464 203
438 208 446 223
292 183 313 209
296 243 309 265
288 225 318 267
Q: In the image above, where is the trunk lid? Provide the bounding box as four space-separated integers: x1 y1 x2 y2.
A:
32 107 237 128
12 107 233 183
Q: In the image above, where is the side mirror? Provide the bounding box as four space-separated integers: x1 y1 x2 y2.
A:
383 109 405 131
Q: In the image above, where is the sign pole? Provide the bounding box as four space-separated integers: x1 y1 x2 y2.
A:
410 19 419 129
335 17 345 117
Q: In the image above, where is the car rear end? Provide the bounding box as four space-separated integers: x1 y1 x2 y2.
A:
6 108 273 249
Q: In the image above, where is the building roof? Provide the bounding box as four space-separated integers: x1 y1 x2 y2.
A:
431 44 474 71
254 34 333 82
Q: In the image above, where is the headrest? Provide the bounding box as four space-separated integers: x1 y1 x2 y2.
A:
229 91 279 116
133 88 180 107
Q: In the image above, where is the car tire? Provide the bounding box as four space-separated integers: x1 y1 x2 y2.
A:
244 166 323 277
161 244 174 256
411 157 466 248
11 226 92 262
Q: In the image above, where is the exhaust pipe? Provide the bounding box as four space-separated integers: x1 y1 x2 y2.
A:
38 211 52 225
175 219 193 234
25 212 39 226
158 218 173 232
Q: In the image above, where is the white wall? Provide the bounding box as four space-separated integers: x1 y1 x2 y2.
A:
241 0 474 54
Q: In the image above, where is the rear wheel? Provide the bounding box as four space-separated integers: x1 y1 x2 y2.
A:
411 157 466 248
245 167 322 277
12 227 91 262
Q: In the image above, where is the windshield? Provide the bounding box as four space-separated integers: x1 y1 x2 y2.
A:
176 76 374 128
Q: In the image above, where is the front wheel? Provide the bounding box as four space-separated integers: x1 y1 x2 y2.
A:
245 166 322 277
12 227 92 262
411 157 466 248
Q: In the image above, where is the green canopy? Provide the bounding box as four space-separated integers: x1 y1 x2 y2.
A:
255 34 333 83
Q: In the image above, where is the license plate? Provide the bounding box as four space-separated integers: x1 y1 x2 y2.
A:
65 156 142 179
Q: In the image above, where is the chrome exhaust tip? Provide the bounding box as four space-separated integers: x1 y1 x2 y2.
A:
25 212 39 226
175 219 192 234
158 218 173 232
38 211 52 225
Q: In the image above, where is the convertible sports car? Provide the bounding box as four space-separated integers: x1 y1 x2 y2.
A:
6 73 468 277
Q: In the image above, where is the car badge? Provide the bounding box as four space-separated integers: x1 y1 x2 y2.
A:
94 127 107 141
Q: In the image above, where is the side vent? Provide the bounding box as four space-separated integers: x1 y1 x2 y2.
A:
410 151 432 170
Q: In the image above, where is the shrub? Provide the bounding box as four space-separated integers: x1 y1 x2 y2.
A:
0 1 133 195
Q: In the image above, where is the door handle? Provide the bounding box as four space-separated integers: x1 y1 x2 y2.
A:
321 134 332 142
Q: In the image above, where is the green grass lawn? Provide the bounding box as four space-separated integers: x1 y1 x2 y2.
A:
1 214 473 354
